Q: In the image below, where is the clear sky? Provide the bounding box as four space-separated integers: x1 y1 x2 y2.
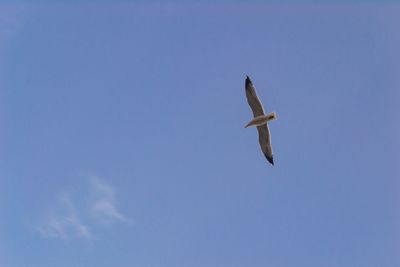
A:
0 2 399 267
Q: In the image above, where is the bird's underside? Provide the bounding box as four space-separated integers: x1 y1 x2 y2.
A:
245 76 276 165
245 112 277 128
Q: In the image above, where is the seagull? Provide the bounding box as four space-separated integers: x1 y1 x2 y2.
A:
244 76 277 165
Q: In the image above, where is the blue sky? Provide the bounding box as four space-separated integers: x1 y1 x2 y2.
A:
0 2 399 267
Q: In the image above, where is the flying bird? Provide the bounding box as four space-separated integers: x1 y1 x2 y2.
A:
244 76 277 165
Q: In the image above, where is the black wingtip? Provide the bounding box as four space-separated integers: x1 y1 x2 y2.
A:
245 75 252 87
264 154 274 165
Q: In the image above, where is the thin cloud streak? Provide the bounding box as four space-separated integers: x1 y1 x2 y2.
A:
37 176 127 241
90 177 127 224
38 194 92 240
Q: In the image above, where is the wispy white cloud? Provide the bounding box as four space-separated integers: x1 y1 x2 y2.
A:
89 177 126 224
38 194 92 240
37 177 127 241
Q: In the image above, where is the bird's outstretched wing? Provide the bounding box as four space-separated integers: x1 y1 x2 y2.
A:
257 124 274 165
245 76 274 165
245 76 265 118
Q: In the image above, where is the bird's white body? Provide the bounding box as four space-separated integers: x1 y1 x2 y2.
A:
244 76 277 165
245 112 277 128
